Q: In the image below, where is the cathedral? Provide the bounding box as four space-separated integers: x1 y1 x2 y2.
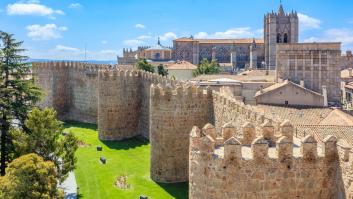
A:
118 2 299 70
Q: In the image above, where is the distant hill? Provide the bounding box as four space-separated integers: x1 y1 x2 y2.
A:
29 59 117 65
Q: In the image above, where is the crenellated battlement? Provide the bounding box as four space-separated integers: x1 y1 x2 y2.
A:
189 122 340 199
150 83 212 99
33 61 109 75
190 123 337 163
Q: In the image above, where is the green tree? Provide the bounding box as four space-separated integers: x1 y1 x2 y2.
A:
0 31 42 176
0 153 64 199
157 64 168 76
136 58 155 73
193 58 220 77
11 108 78 182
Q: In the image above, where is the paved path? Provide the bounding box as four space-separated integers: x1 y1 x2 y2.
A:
59 171 78 199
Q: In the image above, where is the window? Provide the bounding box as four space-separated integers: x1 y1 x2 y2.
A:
283 33 288 43
313 51 320 64
154 52 161 60
285 101 289 105
321 54 327 64
277 33 282 43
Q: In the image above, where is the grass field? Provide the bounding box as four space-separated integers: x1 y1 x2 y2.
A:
64 122 188 199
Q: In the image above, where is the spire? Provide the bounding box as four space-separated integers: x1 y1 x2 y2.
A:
278 0 284 16
157 36 161 45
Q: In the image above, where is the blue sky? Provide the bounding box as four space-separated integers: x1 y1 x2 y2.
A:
0 0 352 60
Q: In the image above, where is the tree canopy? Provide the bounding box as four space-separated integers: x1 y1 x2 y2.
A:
11 108 78 182
193 58 220 77
157 64 168 76
0 31 42 176
0 153 64 199
136 58 155 73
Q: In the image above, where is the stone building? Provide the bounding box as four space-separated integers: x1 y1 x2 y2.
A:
117 38 173 65
119 3 299 70
264 3 299 69
276 42 342 103
172 37 264 69
255 80 326 107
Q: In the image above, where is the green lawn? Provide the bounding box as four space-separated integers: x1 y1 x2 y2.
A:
64 122 188 199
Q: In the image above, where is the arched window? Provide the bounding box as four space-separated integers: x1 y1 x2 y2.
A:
154 52 161 60
277 33 282 43
283 33 288 43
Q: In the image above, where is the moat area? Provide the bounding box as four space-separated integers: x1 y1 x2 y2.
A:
64 122 188 199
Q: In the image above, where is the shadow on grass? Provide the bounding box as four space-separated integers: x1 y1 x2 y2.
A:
157 182 188 199
64 120 98 131
102 137 149 150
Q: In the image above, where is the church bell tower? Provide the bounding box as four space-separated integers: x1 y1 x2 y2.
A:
264 1 298 69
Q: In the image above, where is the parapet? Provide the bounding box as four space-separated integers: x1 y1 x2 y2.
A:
150 83 212 99
32 61 109 75
190 123 338 163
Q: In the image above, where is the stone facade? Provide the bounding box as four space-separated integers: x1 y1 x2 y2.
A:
264 4 299 69
255 80 325 107
173 38 264 68
276 43 342 103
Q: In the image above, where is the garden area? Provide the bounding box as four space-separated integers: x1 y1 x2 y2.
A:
64 122 188 199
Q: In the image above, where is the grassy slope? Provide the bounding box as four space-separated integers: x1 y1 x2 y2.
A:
64 122 188 199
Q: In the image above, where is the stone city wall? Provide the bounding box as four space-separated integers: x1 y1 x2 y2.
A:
32 62 104 123
149 83 213 183
189 123 342 199
212 91 282 135
98 69 176 140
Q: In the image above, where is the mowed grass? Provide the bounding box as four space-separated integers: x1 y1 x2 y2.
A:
64 122 188 199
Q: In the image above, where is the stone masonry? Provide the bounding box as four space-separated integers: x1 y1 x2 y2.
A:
189 123 349 198
33 62 353 198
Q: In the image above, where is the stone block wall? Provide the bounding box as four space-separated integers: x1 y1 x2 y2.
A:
98 70 141 140
150 84 213 183
213 91 282 135
68 64 100 123
33 62 106 123
189 123 341 199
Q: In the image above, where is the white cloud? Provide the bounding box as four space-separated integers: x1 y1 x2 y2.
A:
135 24 146 29
159 32 177 41
303 28 353 51
7 1 64 18
69 3 82 9
101 40 108 44
55 45 80 52
195 27 259 39
26 24 67 40
298 13 321 30
123 39 144 47
137 35 151 40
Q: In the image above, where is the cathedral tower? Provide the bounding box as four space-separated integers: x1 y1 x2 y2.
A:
264 2 298 69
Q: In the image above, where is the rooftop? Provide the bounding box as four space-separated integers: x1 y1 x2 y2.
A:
255 80 323 98
192 70 276 82
174 38 264 44
146 37 172 51
166 61 197 70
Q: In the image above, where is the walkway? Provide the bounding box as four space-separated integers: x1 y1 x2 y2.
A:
59 171 78 199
